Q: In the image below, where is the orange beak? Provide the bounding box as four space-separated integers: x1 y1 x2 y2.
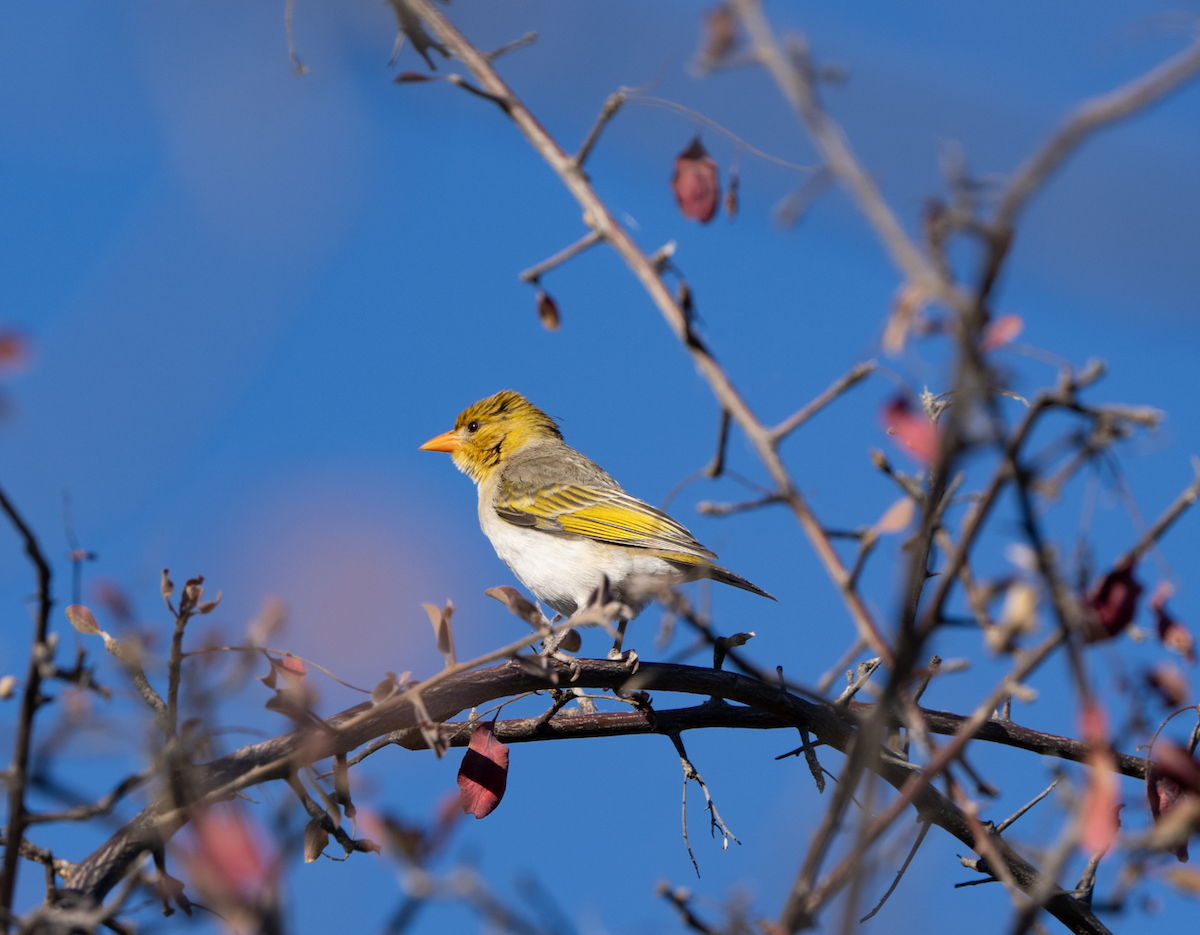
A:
419 430 462 453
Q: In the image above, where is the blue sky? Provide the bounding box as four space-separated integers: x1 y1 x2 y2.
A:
1 1 1199 933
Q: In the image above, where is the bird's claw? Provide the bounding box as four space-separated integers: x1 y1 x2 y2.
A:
607 647 639 673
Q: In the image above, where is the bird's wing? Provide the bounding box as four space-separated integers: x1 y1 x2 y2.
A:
494 480 717 561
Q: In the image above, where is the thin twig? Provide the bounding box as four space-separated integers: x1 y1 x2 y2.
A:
859 819 931 922
772 360 876 442
626 95 816 172
0 483 54 926
518 229 604 283
485 31 536 62
995 777 1061 834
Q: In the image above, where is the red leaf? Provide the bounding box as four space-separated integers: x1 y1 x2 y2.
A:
880 397 939 464
1147 763 1190 862
457 721 509 819
1154 742 1200 794
672 137 720 223
979 314 1024 353
0 329 31 375
1079 704 1121 855
1153 583 1196 663
1084 565 1143 641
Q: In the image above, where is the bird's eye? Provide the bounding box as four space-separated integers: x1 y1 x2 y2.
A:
466 420 480 433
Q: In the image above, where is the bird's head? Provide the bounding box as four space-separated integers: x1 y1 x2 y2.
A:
419 390 562 483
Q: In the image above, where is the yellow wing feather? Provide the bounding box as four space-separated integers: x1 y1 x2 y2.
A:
495 482 717 560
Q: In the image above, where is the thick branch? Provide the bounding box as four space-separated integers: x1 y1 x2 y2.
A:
62 659 1105 935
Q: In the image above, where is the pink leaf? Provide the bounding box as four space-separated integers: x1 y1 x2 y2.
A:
979 314 1024 353
1079 703 1122 855
880 397 939 464
457 721 509 819
672 137 720 223
187 804 276 906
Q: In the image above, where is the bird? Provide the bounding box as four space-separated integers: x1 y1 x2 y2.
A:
419 390 774 642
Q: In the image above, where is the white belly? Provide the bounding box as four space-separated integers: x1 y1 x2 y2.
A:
478 501 678 618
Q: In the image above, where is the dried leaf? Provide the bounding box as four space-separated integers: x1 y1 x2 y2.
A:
1146 663 1190 708
372 673 398 705
536 289 560 331
672 137 720 224
197 592 222 615
881 397 939 464
724 167 739 220
882 284 931 357
1163 866 1200 895
987 581 1040 653
1147 761 1190 862
333 754 356 820
246 595 287 647
422 601 456 667
1084 565 1143 642
179 576 205 615
457 721 510 819
303 818 328 863
695 4 736 66
65 604 104 636
873 497 915 535
1153 583 1196 663
0 675 15 700
161 569 174 603
558 628 582 653
979 314 1024 353
485 586 545 628
394 70 435 83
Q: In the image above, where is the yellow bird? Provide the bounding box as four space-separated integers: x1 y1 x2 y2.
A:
420 391 774 628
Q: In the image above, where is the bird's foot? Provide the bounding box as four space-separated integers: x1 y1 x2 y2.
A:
545 649 581 681
606 646 639 673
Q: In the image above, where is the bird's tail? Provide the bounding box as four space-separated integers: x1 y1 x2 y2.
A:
703 562 776 601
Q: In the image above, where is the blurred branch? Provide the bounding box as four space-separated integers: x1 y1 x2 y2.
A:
0 484 54 926
728 0 948 298
993 32 1200 231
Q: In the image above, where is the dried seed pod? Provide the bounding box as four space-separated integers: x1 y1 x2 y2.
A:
536 289 560 331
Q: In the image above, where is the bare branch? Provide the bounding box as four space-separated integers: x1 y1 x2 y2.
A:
771 360 876 443
994 33 1200 231
518 229 603 283
859 819 931 923
0 483 54 922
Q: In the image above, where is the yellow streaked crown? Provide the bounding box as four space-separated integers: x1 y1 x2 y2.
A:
450 390 561 482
